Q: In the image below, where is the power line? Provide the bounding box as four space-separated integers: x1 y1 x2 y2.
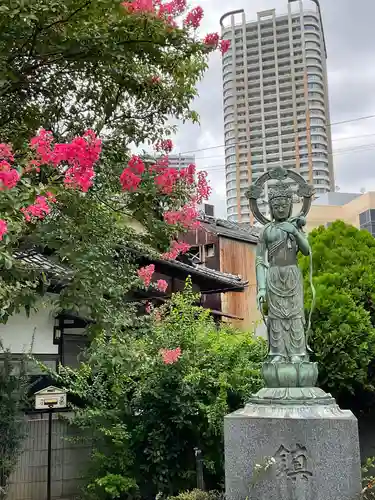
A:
192 132 375 162
179 113 375 156
194 142 375 173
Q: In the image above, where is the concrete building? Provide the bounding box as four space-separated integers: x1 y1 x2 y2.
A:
303 191 375 236
220 0 334 223
168 154 195 169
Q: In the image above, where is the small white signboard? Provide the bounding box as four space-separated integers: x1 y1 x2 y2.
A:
34 385 67 410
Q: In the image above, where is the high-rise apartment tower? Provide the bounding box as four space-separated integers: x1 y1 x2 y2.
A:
220 0 334 222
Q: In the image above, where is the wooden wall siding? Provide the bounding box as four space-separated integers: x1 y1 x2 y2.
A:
180 227 220 270
219 237 261 331
181 226 218 247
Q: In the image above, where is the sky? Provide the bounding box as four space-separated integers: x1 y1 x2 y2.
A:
171 0 375 218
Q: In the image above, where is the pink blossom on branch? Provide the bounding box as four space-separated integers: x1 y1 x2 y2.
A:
154 139 173 153
195 170 211 204
178 163 196 184
137 264 155 288
164 204 200 229
30 129 102 192
21 195 56 222
203 33 230 54
0 161 20 190
161 240 191 260
160 347 182 364
0 144 14 162
30 129 54 164
120 168 142 192
24 160 41 174
183 6 203 28
203 33 219 49
220 39 231 54
128 155 145 175
0 219 8 240
121 0 154 14
156 279 168 292
154 167 179 194
122 0 187 20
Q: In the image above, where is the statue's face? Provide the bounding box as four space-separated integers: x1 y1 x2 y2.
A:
271 196 291 221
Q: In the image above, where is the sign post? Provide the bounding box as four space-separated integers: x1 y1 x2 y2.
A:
34 386 67 500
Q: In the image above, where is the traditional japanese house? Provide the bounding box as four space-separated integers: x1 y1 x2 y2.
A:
180 215 262 331
0 247 247 374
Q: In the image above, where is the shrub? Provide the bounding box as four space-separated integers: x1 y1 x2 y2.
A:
168 489 224 500
60 279 266 499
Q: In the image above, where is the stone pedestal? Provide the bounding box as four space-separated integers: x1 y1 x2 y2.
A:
224 364 362 500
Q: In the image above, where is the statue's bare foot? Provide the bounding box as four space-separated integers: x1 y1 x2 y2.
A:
290 355 304 363
269 355 284 364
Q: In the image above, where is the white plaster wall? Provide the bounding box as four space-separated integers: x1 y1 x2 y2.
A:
0 298 58 355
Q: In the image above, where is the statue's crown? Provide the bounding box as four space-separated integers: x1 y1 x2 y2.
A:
268 181 293 202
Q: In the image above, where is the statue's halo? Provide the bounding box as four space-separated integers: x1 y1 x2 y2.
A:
245 167 315 226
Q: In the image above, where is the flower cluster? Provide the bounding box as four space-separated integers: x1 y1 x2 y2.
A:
0 144 14 162
121 153 199 198
121 1 227 54
160 347 182 365
24 160 41 174
154 166 179 194
21 193 56 222
156 279 168 292
183 6 203 28
0 160 20 191
122 0 200 27
0 220 7 241
30 129 102 192
203 33 231 54
137 265 169 292
161 240 191 260
194 170 211 204
155 139 173 153
138 264 155 288
120 155 146 192
219 39 231 54
164 204 199 229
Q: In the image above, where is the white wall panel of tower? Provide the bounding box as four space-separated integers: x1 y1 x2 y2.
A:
220 0 334 223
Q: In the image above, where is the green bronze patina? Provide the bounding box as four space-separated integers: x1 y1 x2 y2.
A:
246 167 333 405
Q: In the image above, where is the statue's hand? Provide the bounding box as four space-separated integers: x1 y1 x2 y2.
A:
257 288 266 311
278 221 298 236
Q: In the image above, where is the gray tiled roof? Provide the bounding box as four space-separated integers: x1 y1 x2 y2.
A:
152 255 247 289
198 216 259 243
13 248 247 290
13 249 72 282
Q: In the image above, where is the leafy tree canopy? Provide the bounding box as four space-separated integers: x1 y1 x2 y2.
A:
0 0 224 146
300 221 375 411
0 0 225 327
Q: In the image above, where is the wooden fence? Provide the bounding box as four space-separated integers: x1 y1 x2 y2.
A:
6 413 91 500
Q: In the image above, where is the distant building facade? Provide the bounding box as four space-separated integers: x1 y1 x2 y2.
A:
220 0 334 223
303 191 375 236
168 154 195 169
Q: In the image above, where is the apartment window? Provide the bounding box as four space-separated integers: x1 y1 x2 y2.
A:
308 74 323 82
304 24 319 32
359 210 375 226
